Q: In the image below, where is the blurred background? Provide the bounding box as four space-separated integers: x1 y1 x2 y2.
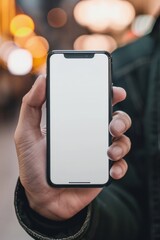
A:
0 0 159 239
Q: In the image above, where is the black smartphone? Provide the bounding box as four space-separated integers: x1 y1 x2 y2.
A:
46 50 112 187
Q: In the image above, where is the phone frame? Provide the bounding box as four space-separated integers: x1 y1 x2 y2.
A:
46 50 112 187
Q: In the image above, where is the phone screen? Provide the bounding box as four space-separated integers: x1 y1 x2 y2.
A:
47 51 111 186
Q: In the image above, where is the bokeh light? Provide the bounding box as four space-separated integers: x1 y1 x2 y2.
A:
32 56 47 70
14 32 35 48
0 41 17 63
0 0 153 76
10 14 35 37
74 34 117 52
0 0 16 39
74 0 135 32
109 1 136 31
74 0 110 32
47 8 67 28
132 15 156 36
24 36 49 58
7 48 33 75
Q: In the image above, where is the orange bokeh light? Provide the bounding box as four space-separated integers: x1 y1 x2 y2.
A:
33 56 47 70
10 14 35 37
14 32 35 48
47 8 67 28
24 36 49 59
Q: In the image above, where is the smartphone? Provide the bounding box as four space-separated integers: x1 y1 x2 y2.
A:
47 50 112 187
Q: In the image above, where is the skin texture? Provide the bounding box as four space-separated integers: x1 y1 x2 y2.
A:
14 75 131 221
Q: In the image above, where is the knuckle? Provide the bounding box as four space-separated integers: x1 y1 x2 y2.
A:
121 136 131 153
110 135 131 158
113 110 132 127
122 135 131 145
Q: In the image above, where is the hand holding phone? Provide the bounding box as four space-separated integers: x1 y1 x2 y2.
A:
14 75 130 221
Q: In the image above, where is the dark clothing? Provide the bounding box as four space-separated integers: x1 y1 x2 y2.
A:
15 177 141 240
14 18 160 240
113 18 160 240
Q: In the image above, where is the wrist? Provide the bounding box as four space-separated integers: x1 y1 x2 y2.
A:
25 190 62 221
15 179 92 239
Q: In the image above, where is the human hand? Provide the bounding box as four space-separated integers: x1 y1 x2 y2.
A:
14 75 131 221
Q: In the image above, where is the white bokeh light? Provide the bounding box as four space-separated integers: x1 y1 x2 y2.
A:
7 48 33 75
74 0 110 32
74 0 135 32
132 15 156 36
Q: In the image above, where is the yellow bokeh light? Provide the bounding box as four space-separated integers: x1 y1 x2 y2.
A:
10 14 35 37
24 36 49 59
14 27 33 37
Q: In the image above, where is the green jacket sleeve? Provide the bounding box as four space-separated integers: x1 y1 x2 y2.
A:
15 171 142 240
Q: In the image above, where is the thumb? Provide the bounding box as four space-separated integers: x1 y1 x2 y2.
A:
16 75 46 133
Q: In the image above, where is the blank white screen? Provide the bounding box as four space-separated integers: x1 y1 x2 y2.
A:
49 53 109 185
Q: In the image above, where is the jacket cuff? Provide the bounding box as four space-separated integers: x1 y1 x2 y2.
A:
14 179 92 240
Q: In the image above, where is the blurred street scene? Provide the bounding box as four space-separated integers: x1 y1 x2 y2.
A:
0 0 159 239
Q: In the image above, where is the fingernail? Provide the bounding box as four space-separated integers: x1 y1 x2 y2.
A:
113 119 126 132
